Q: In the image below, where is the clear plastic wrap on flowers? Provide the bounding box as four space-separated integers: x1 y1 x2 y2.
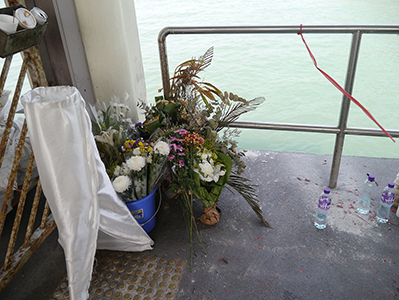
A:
148 138 170 194
127 155 147 200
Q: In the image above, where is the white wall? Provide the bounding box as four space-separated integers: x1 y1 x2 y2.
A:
72 0 147 122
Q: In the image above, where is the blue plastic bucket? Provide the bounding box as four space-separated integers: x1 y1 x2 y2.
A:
125 188 158 233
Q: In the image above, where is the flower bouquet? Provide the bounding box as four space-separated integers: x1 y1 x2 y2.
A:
136 47 271 263
93 47 271 263
93 97 170 203
193 148 232 225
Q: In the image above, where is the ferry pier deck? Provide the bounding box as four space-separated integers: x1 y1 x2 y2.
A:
1 149 399 299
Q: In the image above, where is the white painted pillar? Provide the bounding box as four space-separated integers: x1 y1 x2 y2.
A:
72 0 147 122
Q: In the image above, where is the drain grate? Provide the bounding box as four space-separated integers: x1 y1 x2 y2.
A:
51 251 186 300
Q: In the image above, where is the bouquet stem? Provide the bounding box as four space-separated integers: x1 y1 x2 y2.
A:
179 191 206 269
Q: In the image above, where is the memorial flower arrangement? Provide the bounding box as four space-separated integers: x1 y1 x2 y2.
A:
92 97 169 202
93 47 271 264
137 47 271 261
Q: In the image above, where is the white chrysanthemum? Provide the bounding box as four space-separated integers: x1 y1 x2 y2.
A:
113 165 122 177
133 148 141 156
112 175 131 193
154 140 170 156
147 155 153 164
126 155 146 171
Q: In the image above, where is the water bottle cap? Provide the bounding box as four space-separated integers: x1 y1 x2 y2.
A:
324 188 330 194
368 175 375 181
388 182 395 188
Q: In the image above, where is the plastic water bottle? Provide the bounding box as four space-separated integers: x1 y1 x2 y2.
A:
357 174 377 214
376 182 396 223
314 188 332 229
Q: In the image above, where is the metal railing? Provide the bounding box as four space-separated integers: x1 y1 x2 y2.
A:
158 25 399 188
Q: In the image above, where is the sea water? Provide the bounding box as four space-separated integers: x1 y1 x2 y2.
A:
135 0 399 158
1 1 398 158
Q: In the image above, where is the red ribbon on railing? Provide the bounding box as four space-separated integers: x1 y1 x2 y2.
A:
297 24 395 143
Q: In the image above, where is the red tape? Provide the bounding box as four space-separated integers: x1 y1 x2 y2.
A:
297 24 395 142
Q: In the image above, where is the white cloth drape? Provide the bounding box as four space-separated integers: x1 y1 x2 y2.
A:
21 86 153 300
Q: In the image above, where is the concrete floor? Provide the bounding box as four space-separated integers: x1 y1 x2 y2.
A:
1 149 399 299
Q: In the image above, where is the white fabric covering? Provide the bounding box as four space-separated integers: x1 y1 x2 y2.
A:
21 86 153 300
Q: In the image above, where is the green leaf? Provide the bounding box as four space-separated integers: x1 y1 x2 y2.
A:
145 119 161 134
163 103 176 115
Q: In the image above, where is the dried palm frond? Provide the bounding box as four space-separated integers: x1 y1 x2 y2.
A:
169 47 224 107
226 173 272 228
216 97 265 131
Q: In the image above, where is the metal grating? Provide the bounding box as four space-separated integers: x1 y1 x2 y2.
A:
51 251 186 300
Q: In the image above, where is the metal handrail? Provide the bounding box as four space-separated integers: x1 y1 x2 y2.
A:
158 25 399 188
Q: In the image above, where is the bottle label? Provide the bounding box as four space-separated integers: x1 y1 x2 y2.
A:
318 195 331 210
381 191 395 205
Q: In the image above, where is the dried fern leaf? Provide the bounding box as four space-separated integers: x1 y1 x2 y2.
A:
217 97 265 131
198 46 214 70
226 173 272 228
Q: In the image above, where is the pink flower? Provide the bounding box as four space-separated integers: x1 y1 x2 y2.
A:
178 160 184 167
170 143 185 152
170 136 183 142
168 154 175 161
174 128 187 135
177 152 186 156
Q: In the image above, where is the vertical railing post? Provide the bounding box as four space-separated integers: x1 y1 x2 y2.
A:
158 28 172 100
329 30 362 188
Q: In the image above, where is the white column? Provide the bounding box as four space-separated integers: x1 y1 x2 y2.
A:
52 0 97 119
72 0 147 121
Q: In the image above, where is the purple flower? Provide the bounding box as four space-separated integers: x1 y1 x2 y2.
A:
170 143 184 151
135 122 143 127
170 136 183 142
174 128 187 135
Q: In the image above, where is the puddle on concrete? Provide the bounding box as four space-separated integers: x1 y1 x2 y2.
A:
318 188 385 237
